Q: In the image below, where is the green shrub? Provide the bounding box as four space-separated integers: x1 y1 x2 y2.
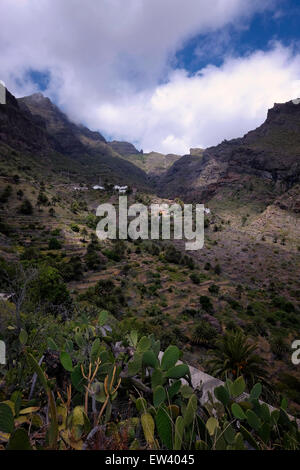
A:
192 321 218 347
214 264 221 275
48 238 62 250
70 224 80 233
190 273 201 285
19 199 33 215
200 295 213 313
209 284 220 295
270 336 289 360
0 185 13 203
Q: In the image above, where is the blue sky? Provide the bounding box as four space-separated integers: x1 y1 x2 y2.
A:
176 1 300 72
1 0 300 153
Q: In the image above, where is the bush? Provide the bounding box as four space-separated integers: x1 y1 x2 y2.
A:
270 336 289 360
190 273 201 285
37 191 49 206
164 245 181 264
70 224 80 233
85 249 102 270
48 238 62 250
209 284 220 295
103 241 126 262
214 264 221 275
29 265 71 309
272 296 295 313
21 247 40 261
60 256 83 281
85 214 100 230
200 295 213 313
19 199 33 215
0 185 12 203
0 218 12 236
192 321 218 346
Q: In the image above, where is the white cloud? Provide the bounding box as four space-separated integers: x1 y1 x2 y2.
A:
86 44 300 153
1 0 296 154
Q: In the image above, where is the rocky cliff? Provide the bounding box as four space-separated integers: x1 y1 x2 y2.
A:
158 100 300 206
0 89 149 188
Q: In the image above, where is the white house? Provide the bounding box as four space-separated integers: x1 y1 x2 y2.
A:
73 186 88 191
114 185 128 194
0 293 12 301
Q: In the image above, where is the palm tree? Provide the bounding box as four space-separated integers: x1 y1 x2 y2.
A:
207 330 269 389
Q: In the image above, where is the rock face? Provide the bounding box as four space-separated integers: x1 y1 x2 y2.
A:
19 93 107 157
18 93 110 157
158 100 300 203
0 90 53 153
0 89 149 188
108 140 140 156
190 148 204 157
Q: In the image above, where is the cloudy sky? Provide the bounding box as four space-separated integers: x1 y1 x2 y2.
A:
1 0 300 154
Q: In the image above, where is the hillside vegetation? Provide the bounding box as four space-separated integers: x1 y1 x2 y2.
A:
0 89 299 450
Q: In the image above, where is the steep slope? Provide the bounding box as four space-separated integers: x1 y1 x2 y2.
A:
17 93 149 188
108 140 140 156
0 90 53 154
158 100 300 205
117 150 182 176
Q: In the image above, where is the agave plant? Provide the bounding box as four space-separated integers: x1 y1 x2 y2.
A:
207 330 269 389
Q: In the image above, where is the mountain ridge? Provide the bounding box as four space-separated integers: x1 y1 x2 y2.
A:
0 89 149 188
157 99 300 207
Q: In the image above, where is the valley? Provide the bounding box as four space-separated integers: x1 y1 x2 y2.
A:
0 87 299 450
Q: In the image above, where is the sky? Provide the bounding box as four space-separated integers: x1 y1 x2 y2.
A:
1 0 300 154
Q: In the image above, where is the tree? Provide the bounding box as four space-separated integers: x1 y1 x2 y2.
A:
37 191 49 207
207 330 269 389
0 185 12 203
60 256 83 281
19 199 33 215
17 189 24 200
85 245 102 270
214 264 221 275
199 295 213 313
48 238 62 250
29 265 71 311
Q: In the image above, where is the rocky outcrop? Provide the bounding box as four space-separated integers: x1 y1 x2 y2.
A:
108 140 140 156
190 148 204 157
0 89 149 188
158 100 300 203
0 90 53 154
19 93 107 157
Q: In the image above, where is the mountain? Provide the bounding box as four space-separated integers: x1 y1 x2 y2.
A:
158 100 300 208
190 148 204 156
0 89 149 188
0 90 54 154
115 150 182 176
108 140 140 156
106 141 182 175
19 92 108 156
